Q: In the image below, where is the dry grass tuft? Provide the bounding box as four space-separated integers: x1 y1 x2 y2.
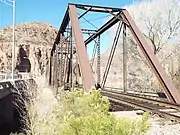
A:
11 84 151 135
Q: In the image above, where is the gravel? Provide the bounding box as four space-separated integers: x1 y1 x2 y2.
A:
111 111 180 135
147 114 180 135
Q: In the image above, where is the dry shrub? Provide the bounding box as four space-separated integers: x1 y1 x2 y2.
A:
11 89 151 135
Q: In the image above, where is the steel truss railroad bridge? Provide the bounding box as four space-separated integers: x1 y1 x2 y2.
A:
2 3 180 133
48 3 180 105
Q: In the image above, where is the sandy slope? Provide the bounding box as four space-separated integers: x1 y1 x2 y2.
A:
33 76 57 115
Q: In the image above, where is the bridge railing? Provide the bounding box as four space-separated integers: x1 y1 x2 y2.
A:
0 73 34 82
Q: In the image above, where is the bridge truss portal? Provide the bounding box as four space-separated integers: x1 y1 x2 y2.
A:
48 3 180 104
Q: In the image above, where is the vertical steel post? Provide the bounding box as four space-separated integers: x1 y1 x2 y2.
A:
91 41 97 67
49 55 52 85
52 51 56 86
66 28 73 88
70 28 73 88
60 35 64 87
56 43 60 94
54 45 58 89
97 36 101 84
123 23 127 92
64 39 70 86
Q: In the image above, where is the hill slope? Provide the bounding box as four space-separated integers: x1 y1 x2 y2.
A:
0 22 58 74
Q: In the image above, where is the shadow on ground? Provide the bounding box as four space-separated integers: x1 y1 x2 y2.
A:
0 79 37 135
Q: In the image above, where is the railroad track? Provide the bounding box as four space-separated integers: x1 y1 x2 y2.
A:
101 89 180 122
104 87 166 99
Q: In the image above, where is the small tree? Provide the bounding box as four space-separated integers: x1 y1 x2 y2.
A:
121 0 180 91
128 0 180 55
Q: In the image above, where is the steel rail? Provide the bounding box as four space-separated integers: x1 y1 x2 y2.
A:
102 89 180 111
104 93 180 122
104 86 159 95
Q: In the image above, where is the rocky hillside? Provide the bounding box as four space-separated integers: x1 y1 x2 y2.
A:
0 22 58 75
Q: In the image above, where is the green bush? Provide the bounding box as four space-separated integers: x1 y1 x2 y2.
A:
59 90 150 135
59 90 110 116
60 112 150 135
11 89 151 135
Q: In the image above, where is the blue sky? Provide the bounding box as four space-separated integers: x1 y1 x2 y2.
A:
0 0 134 55
0 0 134 28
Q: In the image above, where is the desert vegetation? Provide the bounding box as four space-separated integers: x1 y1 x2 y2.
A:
11 89 150 135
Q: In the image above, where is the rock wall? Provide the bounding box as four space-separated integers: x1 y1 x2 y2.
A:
0 22 57 75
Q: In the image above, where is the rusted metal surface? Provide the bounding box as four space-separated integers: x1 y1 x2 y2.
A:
64 29 73 88
122 23 127 92
78 7 92 19
66 28 97 34
68 4 95 92
73 3 122 13
49 3 180 104
53 49 57 88
48 56 52 85
60 9 70 34
97 36 101 84
55 44 59 90
51 52 55 86
64 42 70 87
122 10 180 103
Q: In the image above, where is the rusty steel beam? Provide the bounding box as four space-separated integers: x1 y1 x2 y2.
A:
49 56 52 85
60 9 70 34
84 11 122 45
51 31 61 56
71 3 122 13
78 7 92 19
97 36 101 84
51 52 55 86
68 4 95 92
122 23 127 93
54 44 59 91
51 9 70 54
65 28 73 87
122 10 180 103
65 28 97 34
